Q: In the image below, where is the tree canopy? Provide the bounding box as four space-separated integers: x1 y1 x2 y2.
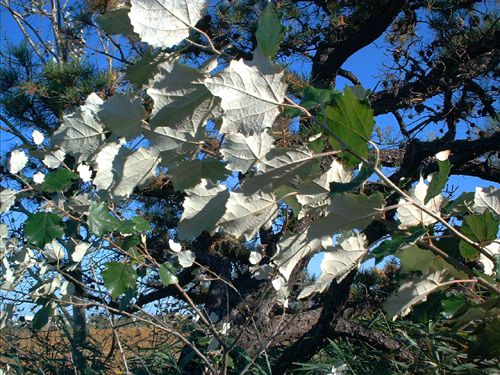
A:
0 0 499 374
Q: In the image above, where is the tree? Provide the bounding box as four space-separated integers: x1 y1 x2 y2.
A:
1 0 499 374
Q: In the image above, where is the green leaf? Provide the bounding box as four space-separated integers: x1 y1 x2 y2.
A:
255 3 285 58
441 295 467 318
330 163 373 195
96 8 136 36
120 235 141 251
459 211 499 260
40 169 78 192
88 202 120 237
300 86 339 109
159 262 178 286
320 87 374 167
425 159 451 204
445 192 474 215
102 262 137 300
370 229 427 265
129 217 151 232
32 304 53 331
24 212 64 247
118 217 151 235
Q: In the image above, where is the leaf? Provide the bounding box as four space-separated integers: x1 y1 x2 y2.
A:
307 192 385 242
459 211 499 260
216 191 278 240
96 7 136 36
88 202 120 237
299 233 368 299
24 212 64 247
329 162 373 195
71 242 90 263
42 149 65 169
397 177 444 229
383 270 449 320
53 107 105 163
77 164 92 182
255 3 285 58
129 0 207 48
220 130 275 173
273 231 324 282
479 241 499 276
176 250 195 268
98 93 146 140
143 125 203 154
320 87 374 167
32 304 53 331
241 148 318 195
102 262 137 300
40 169 78 192
424 151 451 204
474 186 500 219
296 159 353 218
204 58 287 135
43 239 65 262
147 61 222 135
395 244 465 278
300 86 339 110
93 141 122 192
370 229 427 265
0 189 16 213
168 158 229 191
32 130 44 145
178 180 229 240
8 150 28 174
109 147 160 199
125 50 169 89
159 262 178 285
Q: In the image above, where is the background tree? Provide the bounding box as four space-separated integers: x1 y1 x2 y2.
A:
0 0 499 374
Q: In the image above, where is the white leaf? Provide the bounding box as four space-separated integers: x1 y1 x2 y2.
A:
77 164 92 182
93 141 122 191
296 159 353 218
168 158 228 191
298 233 368 299
216 191 278 240
397 177 444 229
143 125 203 154
148 61 221 135
53 109 105 162
204 58 287 135
435 150 451 161
241 148 316 195
32 130 44 145
8 150 28 174
480 241 499 276
43 240 65 262
33 172 45 184
273 231 324 281
0 189 16 213
307 193 385 242
383 270 449 320
220 130 275 173
178 180 229 240
473 186 500 219
249 251 262 265
169 239 182 253
177 250 195 268
109 147 160 199
129 0 207 48
98 93 146 139
42 150 66 169
71 242 90 263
